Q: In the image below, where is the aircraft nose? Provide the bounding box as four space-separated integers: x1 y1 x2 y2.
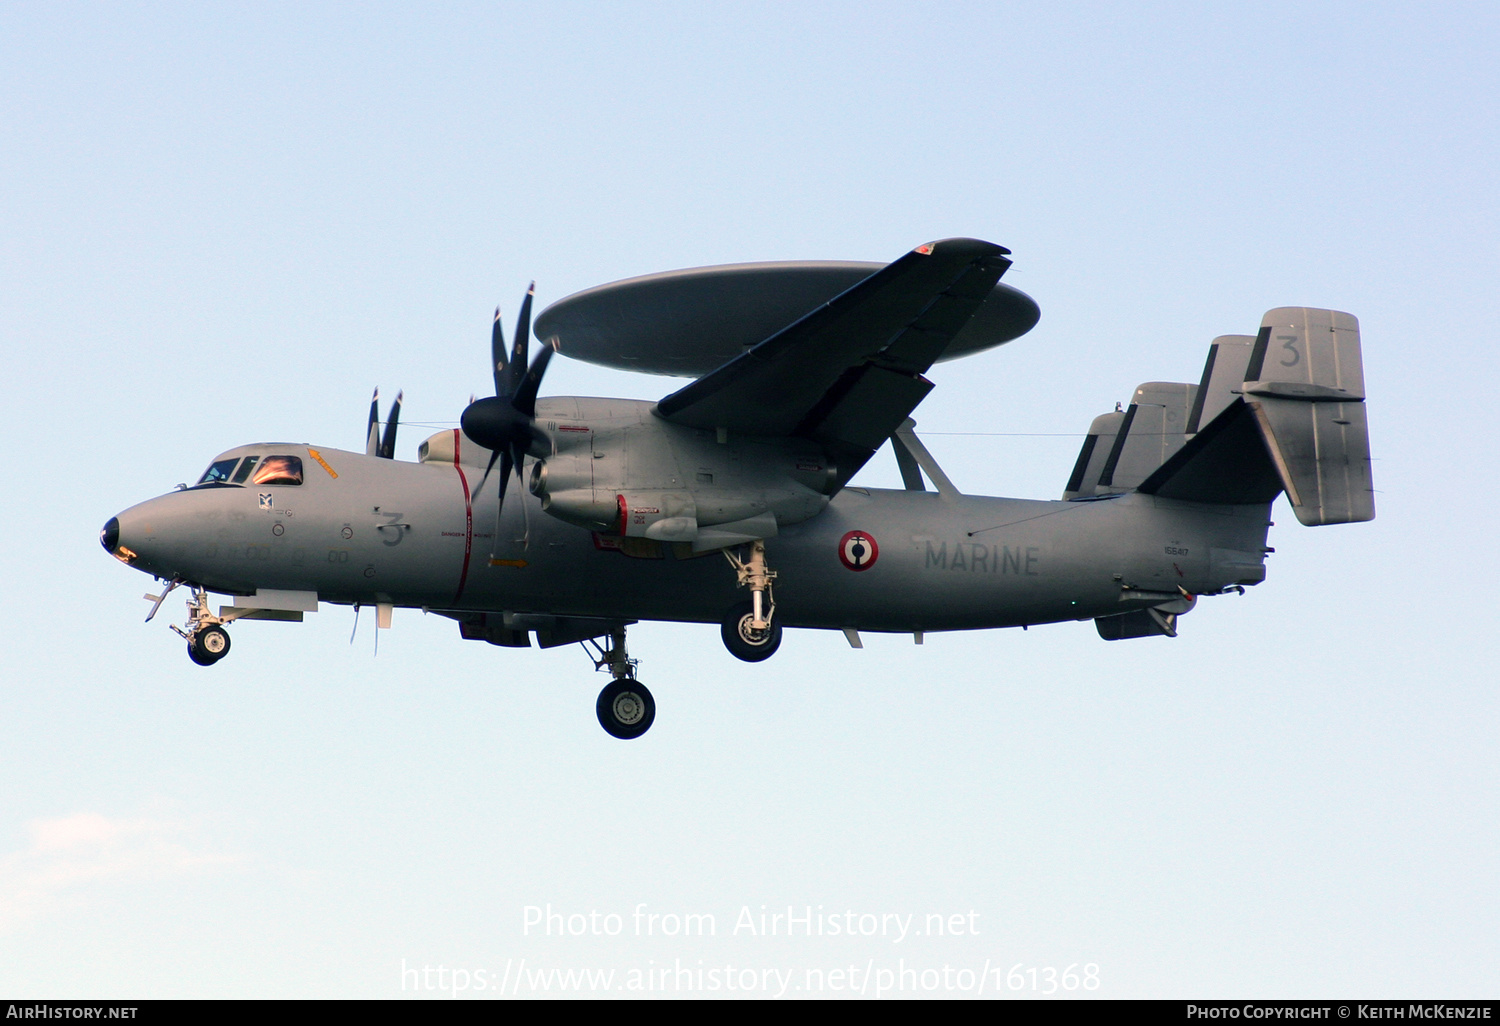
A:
101 512 143 566
104 495 186 573
100 516 121 555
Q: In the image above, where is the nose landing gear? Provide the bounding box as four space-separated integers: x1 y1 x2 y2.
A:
187 624 231 666
169 585 235 666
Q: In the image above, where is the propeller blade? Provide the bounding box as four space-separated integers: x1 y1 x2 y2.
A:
491 307 507 396
496 448 514 514
506 283 535 397
489 447 515 556
474 447 502 496
378 390 403 459
508 439 530 502
365 387 381 457
512 341 554 419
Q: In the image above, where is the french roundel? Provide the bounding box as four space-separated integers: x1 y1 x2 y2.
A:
838 530 879 571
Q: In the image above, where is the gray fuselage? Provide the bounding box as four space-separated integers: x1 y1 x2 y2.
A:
107 436 1272 635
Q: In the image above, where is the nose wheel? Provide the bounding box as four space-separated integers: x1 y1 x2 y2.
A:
187 625 231 666
170 585 236 667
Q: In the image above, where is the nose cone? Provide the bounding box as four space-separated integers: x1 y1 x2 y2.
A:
102 503 158 569
100 516 120 555
103 491 211 578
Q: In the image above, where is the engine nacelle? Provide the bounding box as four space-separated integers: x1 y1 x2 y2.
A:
528 454 621 533
527 399 834 545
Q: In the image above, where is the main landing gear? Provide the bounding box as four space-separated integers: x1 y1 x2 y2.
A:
721 539 781 662
169 585 235 667
721 601 782 662
584 627 655 740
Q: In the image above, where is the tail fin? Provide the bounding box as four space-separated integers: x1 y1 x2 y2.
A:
1063 382 1197 499
1136 308 1374 525
1241 308 1373 525
1185 334 1257 433
1067 309 1374 525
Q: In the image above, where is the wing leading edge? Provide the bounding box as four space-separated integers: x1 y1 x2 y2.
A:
655 238 1018 490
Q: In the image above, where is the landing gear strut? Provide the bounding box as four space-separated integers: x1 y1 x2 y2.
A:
170 585 234 666
721 539 781 662
584 627 655 739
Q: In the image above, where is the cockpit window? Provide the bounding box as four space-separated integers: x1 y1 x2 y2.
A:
198 459 240 486
251 455 303 485
231 456 260 484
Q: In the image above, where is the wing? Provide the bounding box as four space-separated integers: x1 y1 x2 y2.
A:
655 238 1017 488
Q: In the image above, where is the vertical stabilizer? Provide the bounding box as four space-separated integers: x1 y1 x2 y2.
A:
1242 308 1373 525
1186 335 1256 433
1063 383 1195 498
1099 381 1197 491
1072 309 1373 526
1063 410 1125 499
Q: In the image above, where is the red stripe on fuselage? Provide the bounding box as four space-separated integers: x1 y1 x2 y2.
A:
453 429 474 602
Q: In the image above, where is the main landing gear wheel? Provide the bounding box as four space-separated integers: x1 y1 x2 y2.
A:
596 678 655 740
721 601 782 662
188 625 231 666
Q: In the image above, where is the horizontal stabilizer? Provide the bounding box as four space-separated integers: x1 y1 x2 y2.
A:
1137 398 1283 504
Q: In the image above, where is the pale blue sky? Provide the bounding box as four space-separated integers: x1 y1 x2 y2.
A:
2 1 1497 998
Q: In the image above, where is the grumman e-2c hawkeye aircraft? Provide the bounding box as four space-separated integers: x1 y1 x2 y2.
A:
101 239 1374 739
